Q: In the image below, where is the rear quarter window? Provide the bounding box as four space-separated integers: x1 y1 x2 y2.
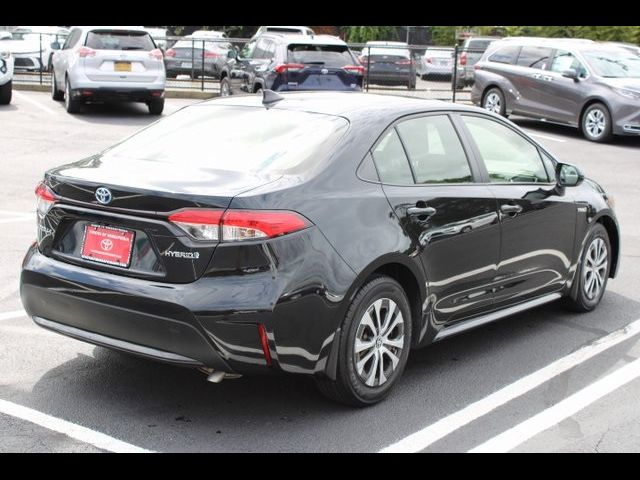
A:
488 45 521 64
86 31 155 51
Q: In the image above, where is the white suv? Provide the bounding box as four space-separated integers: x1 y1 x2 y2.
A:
51 26 166 115
0 48 13 105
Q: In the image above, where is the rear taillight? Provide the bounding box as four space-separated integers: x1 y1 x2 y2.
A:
274 63 304 74
35 181 57 216
204 51 221 58
165 48 176 58
149 49 163 60
77 46 96 58
342 65 364 75
459 52 467 66
395 59 412 65
168 209 312 242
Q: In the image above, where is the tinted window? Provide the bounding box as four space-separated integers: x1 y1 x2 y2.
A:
462 116 550 183
252 38 273 59
102 106 349 176
550 50 588 77
287 44 355 67
516 46 553 69
489 45 521 64
86 31 155 51
240 39 257 59
371 130 414 185
466 39 492 52
396 116 472 184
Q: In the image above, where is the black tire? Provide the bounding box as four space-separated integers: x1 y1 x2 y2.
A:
220 77 232 97
564 223 611 312
581 103 613 143
315 275 412 407
64 78 81 114
482 87 506 117
0 80 11 105
51 74 63 101
148 98 165 115
421 73 428 81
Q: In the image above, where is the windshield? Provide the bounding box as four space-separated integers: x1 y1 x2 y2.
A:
102 106 350 176
582 50 640 78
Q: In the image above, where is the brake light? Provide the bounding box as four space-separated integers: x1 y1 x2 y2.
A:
165 48 176 58
35 181 57 216
168 209 312 241
204 51 221 58
77 46 96 58
459 52 467 66
395 59 412 65
343 65 364 75
149 48 163 60
274 63 304 74
257 324 272 366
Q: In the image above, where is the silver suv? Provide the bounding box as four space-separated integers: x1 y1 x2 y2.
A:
472 37 640 142
51 26 166 115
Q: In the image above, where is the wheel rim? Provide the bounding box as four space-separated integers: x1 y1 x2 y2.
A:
220 82 230 97
51 75 55 95
353 298 404 387
585 109 606 138
583 237 608 300
64 80 70 109
484 92 501 114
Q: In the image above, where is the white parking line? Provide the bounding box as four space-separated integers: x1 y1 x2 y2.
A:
469 356 640 452
525 131 566 143
13 91 59 116
0 399 153 453
379 317 640 453
0 309 27 321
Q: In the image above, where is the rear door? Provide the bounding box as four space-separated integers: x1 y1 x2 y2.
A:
459 114 576 307
372 113 500 325
510 45 554 116
81 29 163 83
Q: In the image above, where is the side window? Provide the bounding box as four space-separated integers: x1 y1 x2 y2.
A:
63 29 80 50
550 49 588 78
396 115 473 184
488 45 521 65
371 130 414 185
240 39 257 59
252 38 271 59
516 46 553 70
357 152 379 182
462 116 551 183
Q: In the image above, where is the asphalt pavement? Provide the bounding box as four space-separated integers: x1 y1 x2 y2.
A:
0 91 639 452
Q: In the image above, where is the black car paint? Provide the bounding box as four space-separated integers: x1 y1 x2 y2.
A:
20 93 620 381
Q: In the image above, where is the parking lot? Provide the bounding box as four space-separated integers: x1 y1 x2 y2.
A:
1 91 639 452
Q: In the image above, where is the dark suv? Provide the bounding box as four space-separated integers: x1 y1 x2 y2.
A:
219 34 363 95
472 37 640 142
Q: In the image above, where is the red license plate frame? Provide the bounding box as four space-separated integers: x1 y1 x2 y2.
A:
81 224 135 268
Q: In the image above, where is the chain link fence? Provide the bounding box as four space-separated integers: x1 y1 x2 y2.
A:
6 31 493 103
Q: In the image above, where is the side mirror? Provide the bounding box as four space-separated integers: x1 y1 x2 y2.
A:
557 163 584 187
227 49 237 59
562 68 579 81
51 41 61 50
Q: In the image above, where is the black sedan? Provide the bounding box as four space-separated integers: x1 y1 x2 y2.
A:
20 92 619 406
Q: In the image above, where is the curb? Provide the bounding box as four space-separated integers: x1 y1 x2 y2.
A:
12 83 219 100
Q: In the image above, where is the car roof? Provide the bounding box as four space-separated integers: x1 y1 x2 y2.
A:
73 26 151 34
262 26 313 32
13 25 69 34
366 41 408 46
199 92 485 123
261 33 347 46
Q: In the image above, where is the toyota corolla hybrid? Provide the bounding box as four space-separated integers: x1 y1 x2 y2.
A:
20 92 619 406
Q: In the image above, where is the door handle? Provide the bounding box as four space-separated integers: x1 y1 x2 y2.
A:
500 204 523 215
542 75 553 82
531 73 541 79
407 206 437 217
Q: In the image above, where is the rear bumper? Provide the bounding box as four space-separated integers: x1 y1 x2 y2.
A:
366 72 413 85
69 87 164 103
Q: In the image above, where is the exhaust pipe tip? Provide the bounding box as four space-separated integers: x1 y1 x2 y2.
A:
199 367 242 383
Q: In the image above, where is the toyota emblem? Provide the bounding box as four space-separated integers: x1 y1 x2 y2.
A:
100 239 113 251
95 187 112 205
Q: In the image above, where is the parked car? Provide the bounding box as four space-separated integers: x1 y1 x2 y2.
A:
0 48 13 104
144 27 168 50
251 26 315 40
7 26 69 71
0 31 11 41
472 37 640 142
50 26 166 115
219 33 362 95
360 41 416 90
21 92 619 406
165 36 232 79
454 36 499 89
417 47 454 80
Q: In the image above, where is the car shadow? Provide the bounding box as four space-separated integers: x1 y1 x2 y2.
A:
0 104 19 112
5 291 640 452
61 101 165 127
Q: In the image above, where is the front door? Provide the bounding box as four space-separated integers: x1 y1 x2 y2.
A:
459 114 577 308
371 113 501 326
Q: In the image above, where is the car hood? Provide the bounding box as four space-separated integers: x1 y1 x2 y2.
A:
0 39 42 54
600 77 640 92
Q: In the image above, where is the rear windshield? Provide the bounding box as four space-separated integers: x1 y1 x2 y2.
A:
268 28 305 34
86 31 155 51
365 48 411 59
101 106 350 175
466 39 492 51
287 44 355 67
173 39 232 50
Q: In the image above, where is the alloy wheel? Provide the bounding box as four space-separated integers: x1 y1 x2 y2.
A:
484 92 502 114
585 109 606 138
353 298 405 387
583 237 608 300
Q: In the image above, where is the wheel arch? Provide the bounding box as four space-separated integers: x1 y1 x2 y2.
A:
579 97 614 131
595 214 620 278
